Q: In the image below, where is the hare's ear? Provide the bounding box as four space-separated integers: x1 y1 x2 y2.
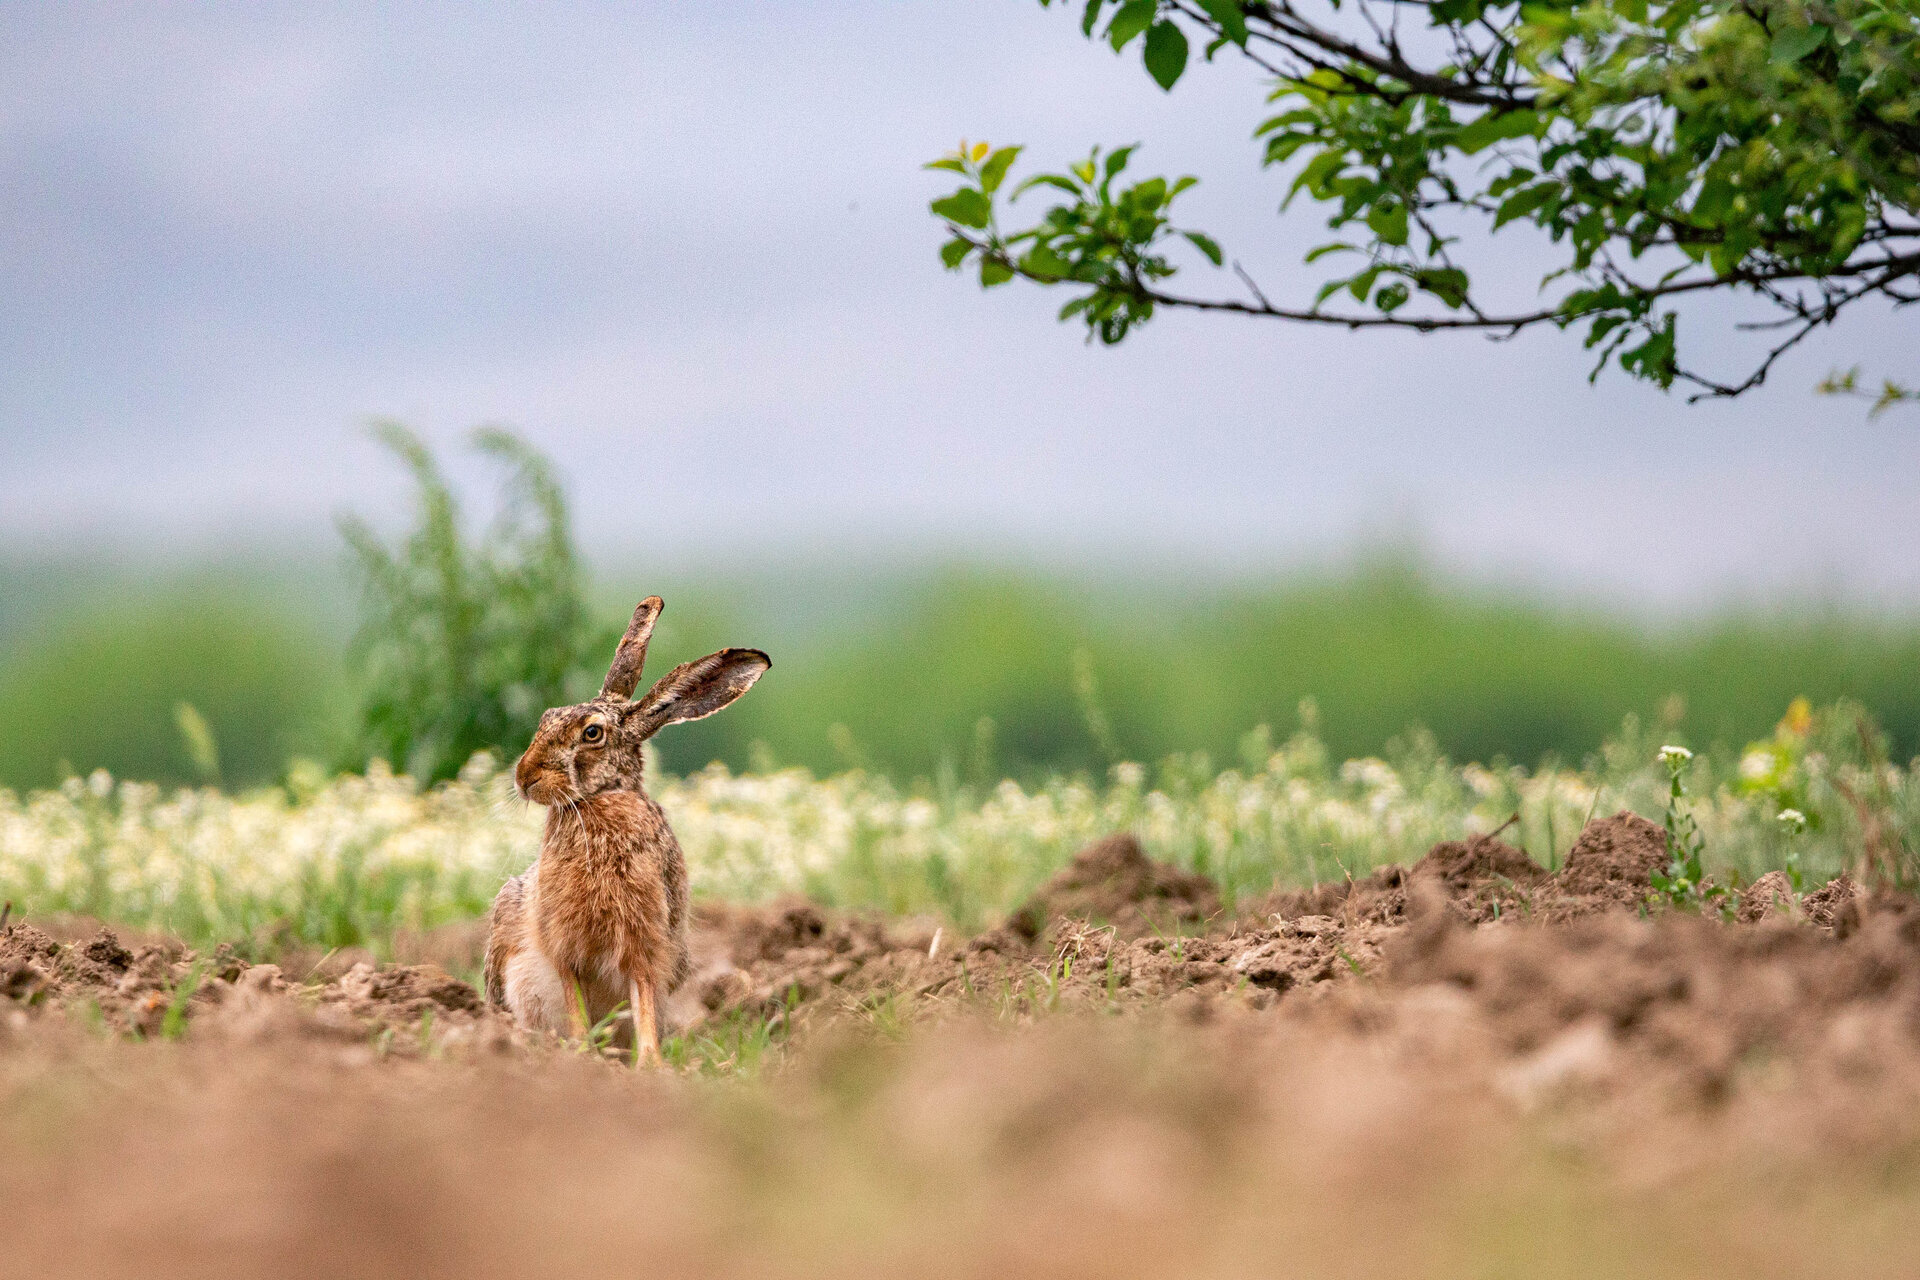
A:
624 648 769 738
601 596 665 699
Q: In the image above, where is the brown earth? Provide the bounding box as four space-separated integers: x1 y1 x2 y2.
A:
6 810 1920 1277
1004 831 1224 940
0 918 488 1044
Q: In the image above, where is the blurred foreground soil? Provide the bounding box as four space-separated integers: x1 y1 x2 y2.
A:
6 812 1920 1278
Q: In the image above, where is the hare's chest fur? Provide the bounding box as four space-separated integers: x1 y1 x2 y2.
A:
532 790 683 980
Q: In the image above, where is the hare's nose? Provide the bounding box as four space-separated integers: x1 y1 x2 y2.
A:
514 752 540 793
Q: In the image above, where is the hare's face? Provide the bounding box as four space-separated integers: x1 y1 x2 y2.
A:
514 699 644 805
512 595 769 809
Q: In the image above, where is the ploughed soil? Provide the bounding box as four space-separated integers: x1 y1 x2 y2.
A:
7 811 1920 1278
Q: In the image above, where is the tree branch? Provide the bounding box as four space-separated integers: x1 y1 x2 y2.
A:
953 227 1920 338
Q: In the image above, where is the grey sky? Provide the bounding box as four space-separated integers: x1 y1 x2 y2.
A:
3 2 1916 608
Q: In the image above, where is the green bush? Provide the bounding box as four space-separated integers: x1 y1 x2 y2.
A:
336 422 617 784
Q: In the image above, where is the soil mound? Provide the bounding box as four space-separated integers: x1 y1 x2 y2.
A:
658 810 1920 1122
673 838 1349 1027
1379 885 1920 1107
1004 834 1223 942
676 837 1397 1028
699 898 834 966
1553 810 1670 909
0 918 488 1041
1802 872 1859 930
0 921 61 1003
1255 865 1408 924
1418 829 1550 894
331 961 485 1019
675 899 935 1025
1736 870 1796 923
674 812 1860 1036
1251 829 1545 927
1251 811 1678 929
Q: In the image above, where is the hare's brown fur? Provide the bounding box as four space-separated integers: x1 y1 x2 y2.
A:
484 596 766 1060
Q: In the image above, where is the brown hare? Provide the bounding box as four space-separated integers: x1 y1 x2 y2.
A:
484 595 768 1062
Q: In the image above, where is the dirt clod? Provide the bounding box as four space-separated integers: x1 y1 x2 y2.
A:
1416 829 1548 895
1737 870 1796 923
331 962 485 1020
1803 871 1859 931
81 930 133 972
1554 809 1670 907
1004 833 1223 942
0 924 490 1043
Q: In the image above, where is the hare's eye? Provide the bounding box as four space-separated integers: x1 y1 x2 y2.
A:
582 724 604 744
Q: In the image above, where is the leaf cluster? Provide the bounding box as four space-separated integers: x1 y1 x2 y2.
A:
930 0 1920 397
930 140 1218 342
1818 365 1920 414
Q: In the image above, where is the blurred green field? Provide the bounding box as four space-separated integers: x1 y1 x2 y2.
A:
3 553 1918 791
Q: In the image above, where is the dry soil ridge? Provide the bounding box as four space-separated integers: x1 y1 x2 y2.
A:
5 808 1900 1099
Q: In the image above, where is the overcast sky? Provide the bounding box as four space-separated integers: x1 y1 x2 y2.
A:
3 2 1916 609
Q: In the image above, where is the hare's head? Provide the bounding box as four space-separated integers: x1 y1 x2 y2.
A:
513 596 769 806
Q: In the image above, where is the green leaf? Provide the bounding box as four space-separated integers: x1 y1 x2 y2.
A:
1493 181 1557 229
1414 267 1471 308
1770 23 1828 64
1198 0 1249 44
1486 167 1536 197
1143 20 1189 90
979 146 1023 194
1290 149 1346 201
1256 107 1318 136
1618 314 1677 388
1104 145 1137 180
1106 0 1155 50
1304 241 1356 263
940 238 972 269
1013 173 1085 199
1347 265 1382 303
981 257 1015 287
924 157 969 174
1182 230 1224 265
1081 0 1109 37
1263 133 1318 163
1366 201 1409 247
1454 109 1540 155
1020 244 1075 279
930 188 992 230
